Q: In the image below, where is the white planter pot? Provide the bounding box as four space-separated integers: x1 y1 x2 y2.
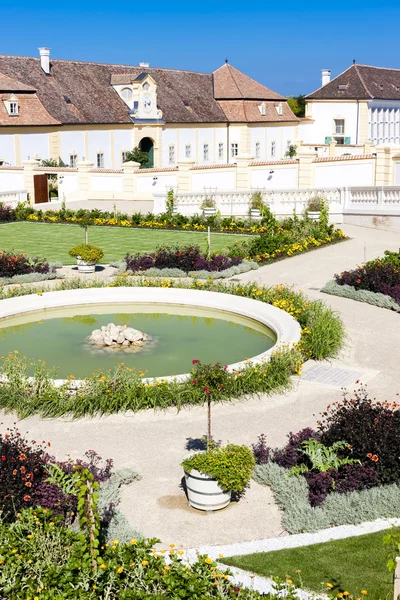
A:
308 211 320 221
76 257 96 274
203 207 216 217
250 209 261 219
184 468 231 512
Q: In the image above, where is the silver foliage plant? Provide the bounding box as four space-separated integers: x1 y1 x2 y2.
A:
110 260 258 279
0 272 63 285
321 280 400 313
253 462 400 534
98 468 142 543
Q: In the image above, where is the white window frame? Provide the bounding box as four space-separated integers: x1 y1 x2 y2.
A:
271 141 276 158
230 142 238 158
255 141 261 159
121 151 128 163
185 144 191 158
334 119 345 135
96 152 104 169
203 143 209 161
69 154 78 168
8 101 18 116
218 142 224 160
168 144 175 164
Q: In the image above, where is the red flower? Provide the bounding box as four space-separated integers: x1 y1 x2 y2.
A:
192 359 200 365
223 365 228 371
204 386 210 395
367 453 372 458
191 379 198 384
20 466 26 474
372 455 379 462
12 469 17 475
19 454 26 460
25 482 32 488
1 456 6 461
23 495 31 502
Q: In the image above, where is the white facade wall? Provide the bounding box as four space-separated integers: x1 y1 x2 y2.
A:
0 134 16 165
251 166 298 189
178 128 196 162
113 129 133 168
136 173 177 193
161 128 177 167
314 160 374 187
215 127 228 163
369 101 400 145
191 170 236 191
19 133 49 161
250 125 296 161
305 102 359 145
60 131 85 165
90 174 123 192
58 173 78 201
197 127 214 165
0 170 24 190
88 130 112 169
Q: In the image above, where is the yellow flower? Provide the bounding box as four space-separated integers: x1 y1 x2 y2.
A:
337 594 343 598
130 539 137 545
286 579 293 584
177 550 184 555
326 583 334 589
205 557 213 564
219 553 224 558
117 566 124 573
361 592 368 596
99 564 106 569
141 560 149 566
343 593 350 597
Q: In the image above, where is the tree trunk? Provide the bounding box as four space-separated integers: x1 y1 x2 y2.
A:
85 225 88 245
207 395 211 450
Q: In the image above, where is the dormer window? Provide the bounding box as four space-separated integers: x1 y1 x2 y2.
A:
276 103 283 116
121 87 133 100
5 95 19 116
259 103 266 116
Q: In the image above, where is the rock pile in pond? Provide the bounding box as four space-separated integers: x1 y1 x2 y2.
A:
89 323 148 351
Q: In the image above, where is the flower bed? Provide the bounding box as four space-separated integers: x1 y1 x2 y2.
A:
322 249 400 311
252 389 400 533
0 251 63 285
0 280 344 418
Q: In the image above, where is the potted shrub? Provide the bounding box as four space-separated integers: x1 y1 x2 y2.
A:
69 244 104 273
306 195 325 220
249 191 264 219
182 444 255 512
200 197 216 217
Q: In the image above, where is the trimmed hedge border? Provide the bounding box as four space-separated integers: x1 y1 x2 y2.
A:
321 280 400 313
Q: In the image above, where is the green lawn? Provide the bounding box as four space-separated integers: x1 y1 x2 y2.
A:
222 529 397 599
0 222 248 265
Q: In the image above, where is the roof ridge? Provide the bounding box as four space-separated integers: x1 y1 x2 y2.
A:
0 54 211 75
305 64 357 98
353 64 373 99
355 64 400 72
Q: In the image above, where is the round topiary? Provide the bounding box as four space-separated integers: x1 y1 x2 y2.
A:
69 244 104 263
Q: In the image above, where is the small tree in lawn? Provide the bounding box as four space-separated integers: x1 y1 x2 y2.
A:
79 213 94 245
190 360 230 450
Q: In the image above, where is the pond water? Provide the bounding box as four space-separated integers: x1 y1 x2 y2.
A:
0 303 276 378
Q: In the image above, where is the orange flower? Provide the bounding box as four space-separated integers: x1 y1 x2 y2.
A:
25 482 32 488
371 455 379 462
23 495 31 501
12 469 17 475
367 453 372 458
19 454 26 461
20 466 26 474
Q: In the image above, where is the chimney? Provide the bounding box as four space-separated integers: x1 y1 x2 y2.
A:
38 47 50 75
139 62 150 68
321 69 331 86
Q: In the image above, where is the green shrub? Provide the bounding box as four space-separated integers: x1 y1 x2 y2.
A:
69 244 104 263
182 444 255 493
321 280 400 313
307 195 325 212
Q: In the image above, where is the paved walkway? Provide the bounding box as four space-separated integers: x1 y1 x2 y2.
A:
0 224 399 548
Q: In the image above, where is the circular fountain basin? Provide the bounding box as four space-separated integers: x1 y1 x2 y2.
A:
0 287 301 382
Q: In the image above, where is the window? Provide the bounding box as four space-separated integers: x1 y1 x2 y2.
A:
121 87 133 100
334 137 345 145
218 142 224 159
259 103 266 116
185 144 191 158
230 142 238 158
9 101 18 115
168 145 175 164
271 141 276 158
255 141 261 159
143 82 150 91
203 143 209 161
69 154 77 168
334 119 345 135
276 103 283 116
121 151 128 163
97 153 104 168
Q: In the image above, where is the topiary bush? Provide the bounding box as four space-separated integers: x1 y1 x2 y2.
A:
69 244 104 263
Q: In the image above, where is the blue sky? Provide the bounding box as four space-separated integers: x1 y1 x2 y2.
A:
2 0 399 96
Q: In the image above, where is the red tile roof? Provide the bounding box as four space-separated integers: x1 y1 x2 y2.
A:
313 154 375 162
218 100 298 123
213 63 284 100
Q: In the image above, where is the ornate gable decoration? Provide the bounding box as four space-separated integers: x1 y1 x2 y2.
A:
112 73 162 120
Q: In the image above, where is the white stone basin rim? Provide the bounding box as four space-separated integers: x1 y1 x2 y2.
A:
0 287 301 385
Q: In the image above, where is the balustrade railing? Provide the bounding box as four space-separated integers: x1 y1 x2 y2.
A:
0 190 28 206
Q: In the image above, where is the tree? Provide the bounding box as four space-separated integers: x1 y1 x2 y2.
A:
123 147 150 168
287 95 306 118
285 144 298 158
